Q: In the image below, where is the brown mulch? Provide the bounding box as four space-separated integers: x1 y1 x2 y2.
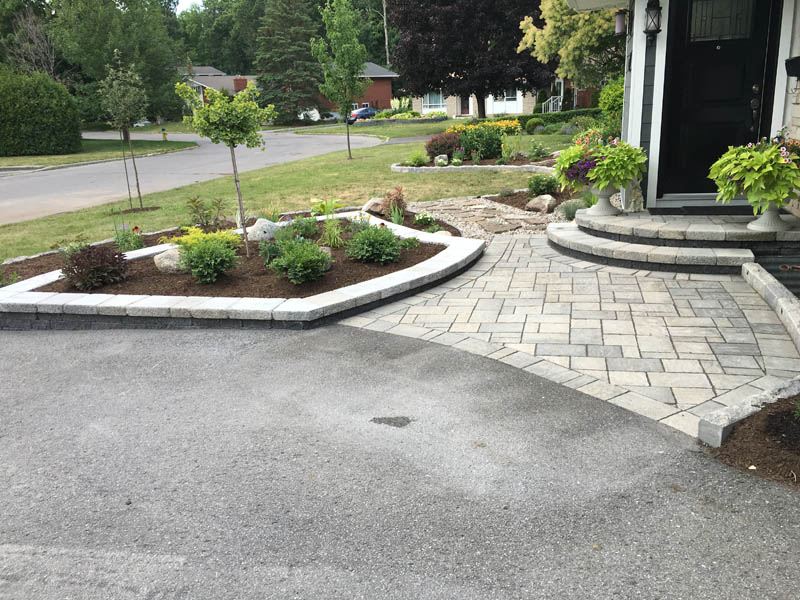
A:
38 231 445 300
484 190 573 211
711 395 800 488
367 211 461 237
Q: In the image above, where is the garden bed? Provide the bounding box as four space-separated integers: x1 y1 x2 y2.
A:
420 157 556 168
38 234 445 299
711 394 800 489
365 211 461 237
391 162 554 174
484 190 573 211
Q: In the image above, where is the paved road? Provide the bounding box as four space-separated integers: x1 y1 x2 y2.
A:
0 131 381 225
1 326 797 599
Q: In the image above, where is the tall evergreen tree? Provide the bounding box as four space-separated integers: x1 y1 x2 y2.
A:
256 0 321 124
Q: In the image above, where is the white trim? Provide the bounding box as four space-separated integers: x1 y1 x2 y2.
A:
773 0 796 134
646 0 669 209
627 1 648 147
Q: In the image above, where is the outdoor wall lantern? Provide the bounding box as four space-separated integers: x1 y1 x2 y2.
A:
644 0 662 40
615 10 628 36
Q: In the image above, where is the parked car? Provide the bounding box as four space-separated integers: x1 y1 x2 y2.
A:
346 107 377 124
133 120 152 128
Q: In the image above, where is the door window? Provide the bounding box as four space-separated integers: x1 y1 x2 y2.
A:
689 0 755 42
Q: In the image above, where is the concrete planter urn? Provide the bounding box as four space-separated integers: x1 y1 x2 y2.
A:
585 185 621 217
747 203 793 232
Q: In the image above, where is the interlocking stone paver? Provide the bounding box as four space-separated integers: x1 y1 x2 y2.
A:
339 234 798 439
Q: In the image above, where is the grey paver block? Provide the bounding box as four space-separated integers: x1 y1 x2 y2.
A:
63 294 116 315
127 295 185 318
609 392 679 420
606 357 663 372
226 297 285 320
96 294 149 316
0 291 59 313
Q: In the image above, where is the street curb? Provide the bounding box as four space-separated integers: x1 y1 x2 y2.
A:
0 213 485 330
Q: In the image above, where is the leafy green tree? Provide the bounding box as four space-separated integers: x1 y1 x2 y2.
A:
99 53 149 209
311 0 369 159
175 81 276 255
518 0 624 88
256 0 321 124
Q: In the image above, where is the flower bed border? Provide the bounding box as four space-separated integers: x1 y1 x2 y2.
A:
0 213 484 330
354 117 447 126
391 163 555 174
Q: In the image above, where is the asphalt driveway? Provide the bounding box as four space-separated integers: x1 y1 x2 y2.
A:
0 326 797 599
0 130 381 225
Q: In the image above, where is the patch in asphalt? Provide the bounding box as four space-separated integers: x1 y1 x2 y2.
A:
370 416 411 428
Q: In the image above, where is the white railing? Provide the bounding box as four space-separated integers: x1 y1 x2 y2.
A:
542 96 563 113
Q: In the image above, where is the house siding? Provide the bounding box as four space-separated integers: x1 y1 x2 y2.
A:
639 41 657 200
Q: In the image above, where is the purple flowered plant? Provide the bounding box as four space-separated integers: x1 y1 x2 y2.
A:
564 155 599 186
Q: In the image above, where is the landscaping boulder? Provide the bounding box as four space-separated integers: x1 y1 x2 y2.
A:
434 154 448 166
249 218 280 242
319 246 333 270
363 197 391 217
525 194 557 214
153 248 184 274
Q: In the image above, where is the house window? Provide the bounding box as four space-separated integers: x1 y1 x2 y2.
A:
352 103 358 110
362 102 370 108
503 89 517 102
689 0 754 42
422 91 446 112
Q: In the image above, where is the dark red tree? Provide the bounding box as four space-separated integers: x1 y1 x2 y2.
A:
388 0 554 118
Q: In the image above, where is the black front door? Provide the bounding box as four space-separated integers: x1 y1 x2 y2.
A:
658 0 782 196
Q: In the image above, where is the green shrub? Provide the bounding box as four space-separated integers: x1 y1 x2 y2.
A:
320 217 344 247
270 238 332 284
559 198 589 221
62 245 128 291
529 141 548 160
528 174 558 196
275 216 318 243
374 109 394 119
114 225 145 252
259 241 282 264
460 126 503 159
186 196 226 231
179 236 238 284
346 225 402 264
407 149 428 167
599 76 624 137
413 211 436 227
541 123 563 135
425 224 443 233
530 108 603 126
425 132 461 159
525 118 544 134
0 66 81 156
399 237 420 250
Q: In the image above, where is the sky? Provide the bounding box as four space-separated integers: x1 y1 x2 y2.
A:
176 0 199 13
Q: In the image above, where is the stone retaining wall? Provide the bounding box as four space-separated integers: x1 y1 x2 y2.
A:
391 163 554 174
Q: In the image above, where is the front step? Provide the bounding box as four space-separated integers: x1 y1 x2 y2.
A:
547 223 753 273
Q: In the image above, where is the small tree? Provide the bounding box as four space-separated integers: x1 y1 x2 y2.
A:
311 0 369 160
99 52 148 210
175 81 276 256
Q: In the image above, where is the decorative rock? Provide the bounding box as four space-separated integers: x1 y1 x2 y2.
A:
249 218 280 242
153 248 184 274
525 194 557 214
434 154 448 166
362 197 383 213
433 230 453 236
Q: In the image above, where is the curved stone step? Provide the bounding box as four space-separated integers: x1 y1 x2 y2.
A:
547 223 753 272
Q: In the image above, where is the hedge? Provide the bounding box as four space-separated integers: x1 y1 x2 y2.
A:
516 108 603 129
0 67 82 157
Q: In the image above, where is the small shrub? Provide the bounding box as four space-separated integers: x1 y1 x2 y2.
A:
541 123 563 135
278 216 318 240
460 126 503 159
499 188 514 197
61 241 88 256
407 149 428 167
528 174 558 196
399 237 420 250
170 227 240 251
529 141 548 160
374 109 394 119
346 225 402 265
320 217 344 247
425 224 443 233
347 213 371 235
113 224 145 252
425 132 461 160
62 245 128 291
186 196 226 231
270 238 332 284
525 118 544 134
470 149 482 164
413 211 436 227
259 241 282 264
424 110 447 119
495 157 508 165
599 76 624 138
259 202 282 222
311 198 343 216
559 198 589 221
386 187 406 216
179 236 238 284
451 158 463 166
581 189 598 207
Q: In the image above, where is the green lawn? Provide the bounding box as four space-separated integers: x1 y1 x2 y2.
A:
0 139 198 168
298 118 461 140
0 136 573 262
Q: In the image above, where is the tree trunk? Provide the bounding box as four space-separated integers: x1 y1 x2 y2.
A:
345 117 352 159
230 145 250 257
119 129 133 210
382 0 390 66
125 127 143 209
476 95 487 119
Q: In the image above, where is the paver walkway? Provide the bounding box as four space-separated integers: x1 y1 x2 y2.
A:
340 236 800 438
